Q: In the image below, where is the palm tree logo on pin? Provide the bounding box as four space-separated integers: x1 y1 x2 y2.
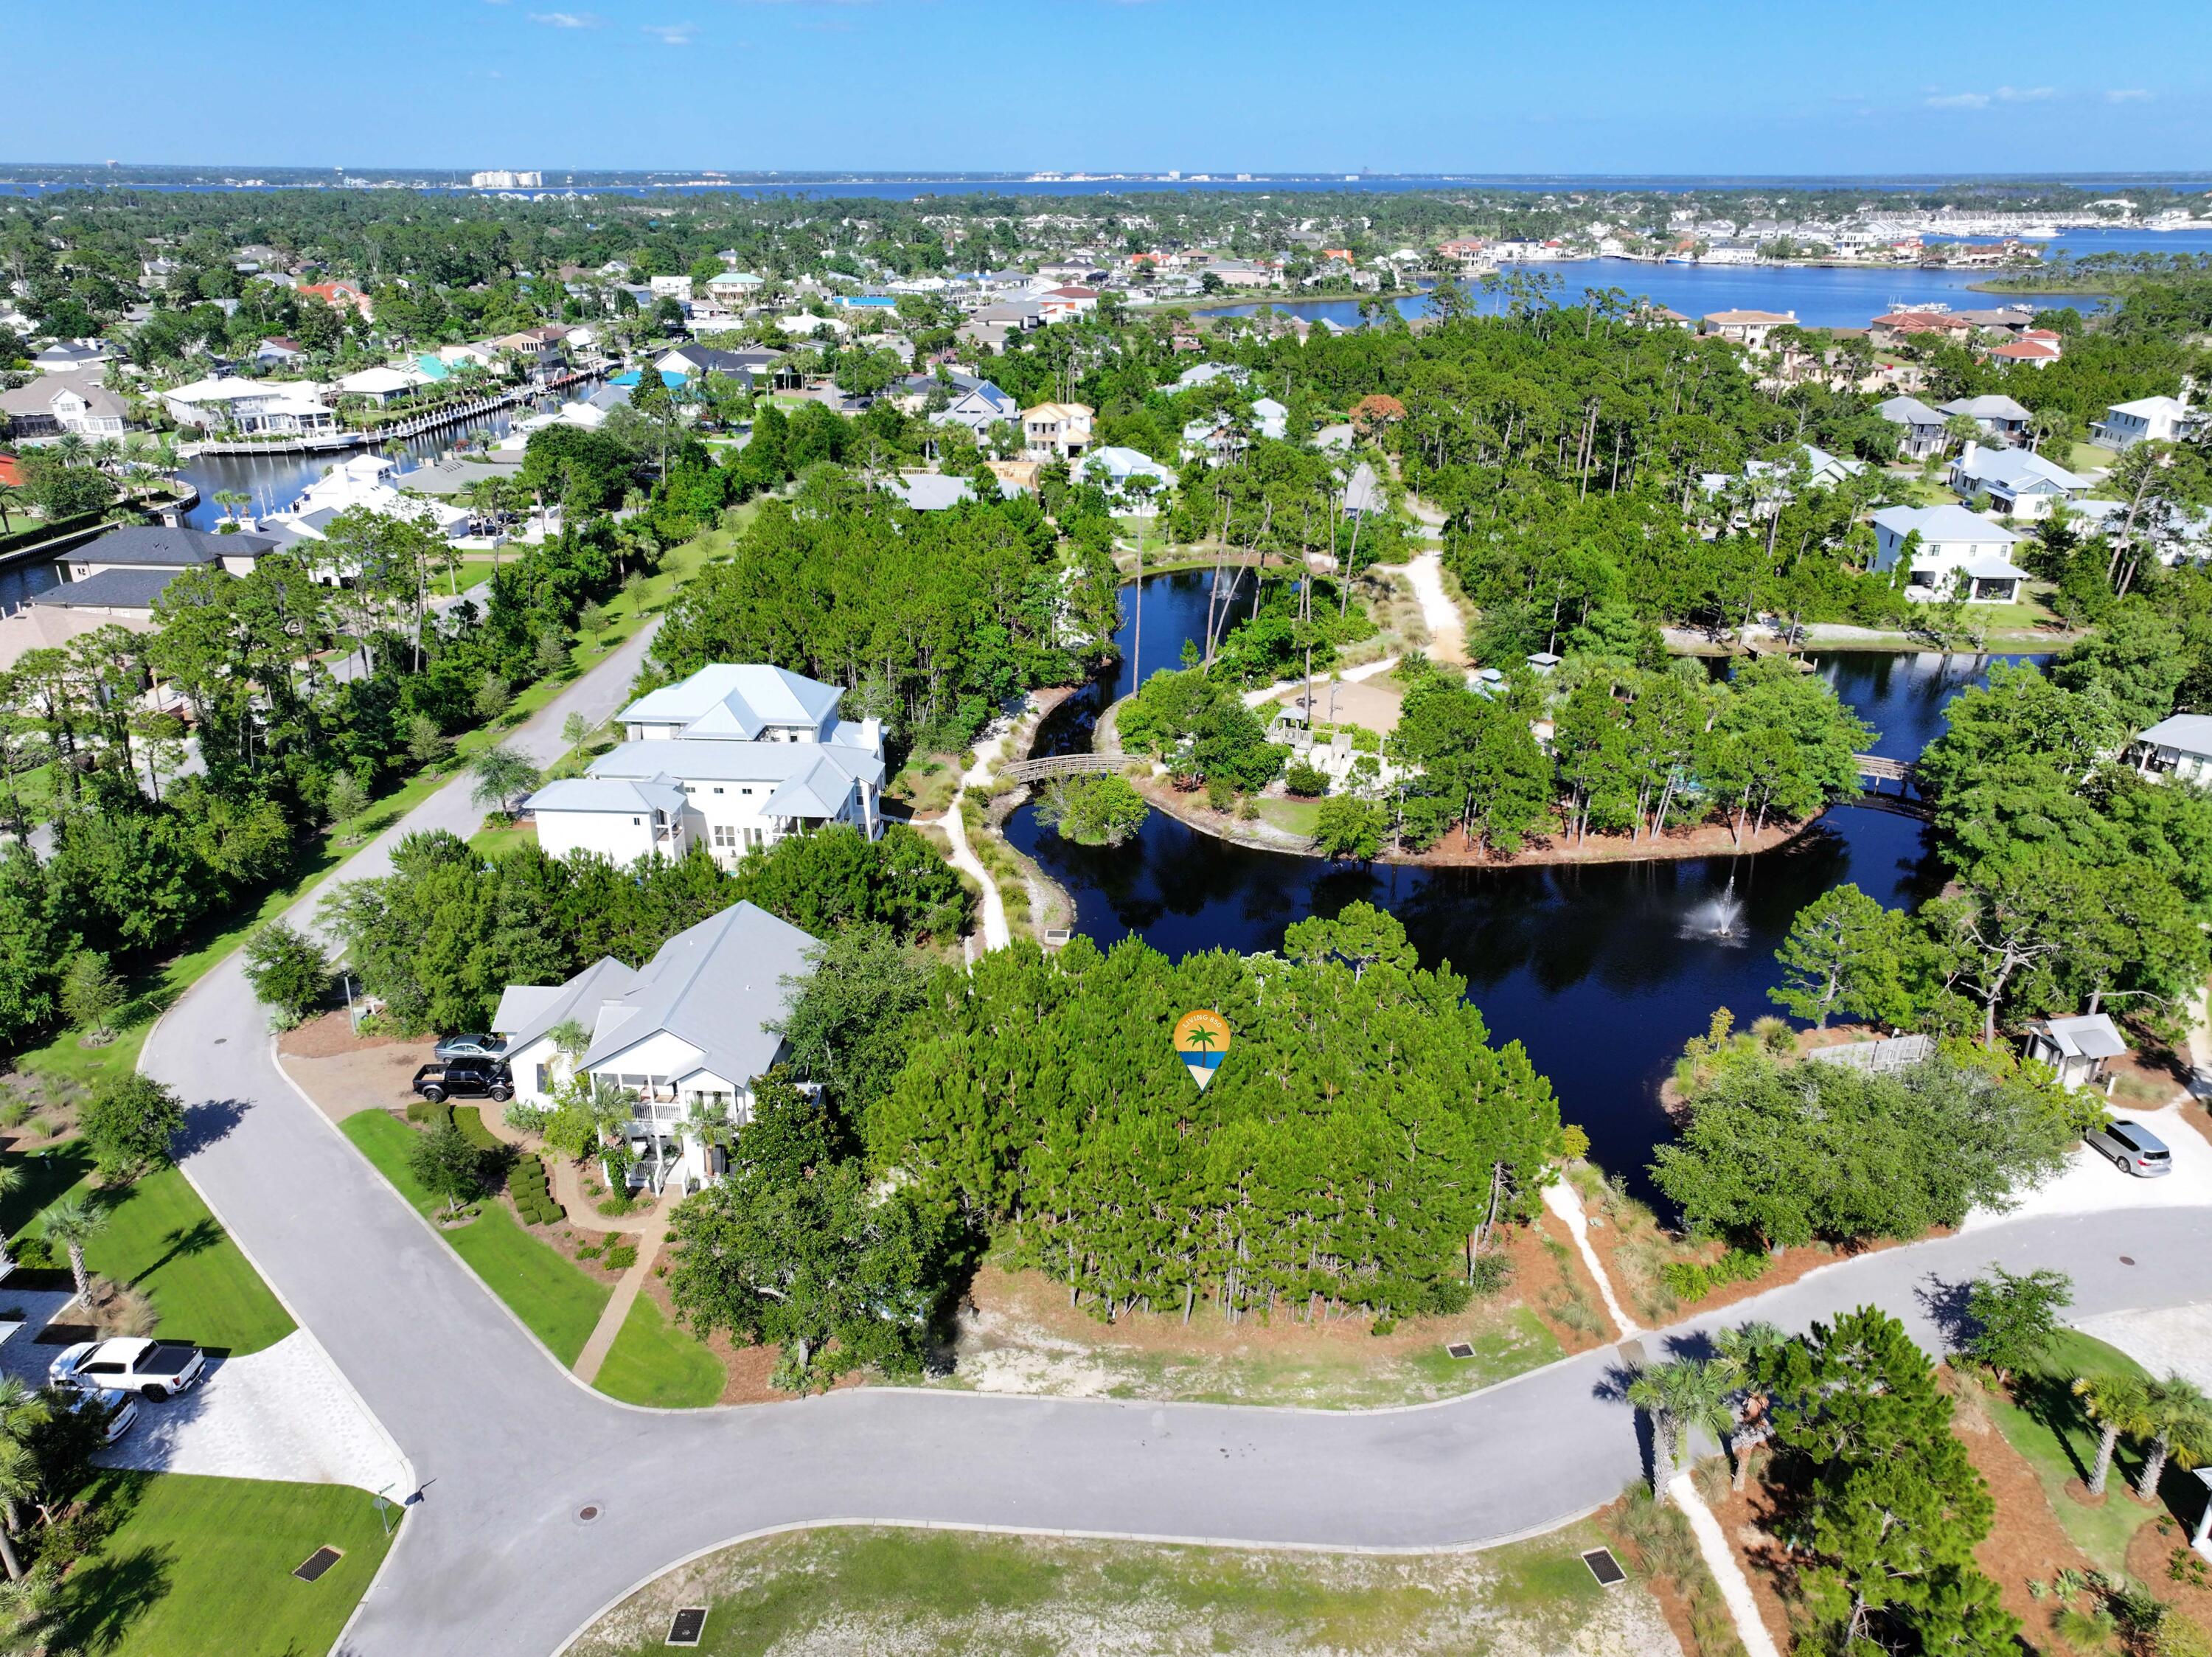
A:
1172 1010 1231 1091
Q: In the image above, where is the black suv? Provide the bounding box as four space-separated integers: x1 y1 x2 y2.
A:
412 1057 512 1104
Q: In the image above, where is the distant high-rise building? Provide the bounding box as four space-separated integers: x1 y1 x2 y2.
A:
470 169 543 190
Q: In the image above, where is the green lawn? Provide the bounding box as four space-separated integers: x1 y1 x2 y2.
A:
466 820 538 858
573 1521 1643 1657
1983 1328 2160 1575
342 1111 610 1366
2067 442 2119 476
1254 796 1324 838
44 1471 395 1657
3 1150 293 1355
593 1293 725 1408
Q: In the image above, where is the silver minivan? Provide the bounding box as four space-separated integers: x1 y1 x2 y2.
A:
2086 1119 2174 1178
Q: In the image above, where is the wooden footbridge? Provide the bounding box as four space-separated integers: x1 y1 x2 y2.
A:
998 753 1131 785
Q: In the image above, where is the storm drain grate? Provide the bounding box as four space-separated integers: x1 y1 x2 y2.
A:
1582 1547 1627 1588
667 1607 707 1647
1444 1342 1477 1361
292 1546 342 1583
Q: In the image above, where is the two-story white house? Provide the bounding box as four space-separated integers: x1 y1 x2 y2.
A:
0 375 130 438
2093 395 2198 451
1022 402 1093 461
1870 504 2030 602
526 664 886 867
1937 394 2033 444
1947 442 2087 521
492 900 818 1193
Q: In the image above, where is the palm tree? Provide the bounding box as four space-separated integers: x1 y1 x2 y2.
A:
2072 1372 2151 1497
0 1439 35 1583
1627 1357 1735 1503
2134 1375 2212 1502
0 1376 48 1582
0 1166 20 1279
49 434 88 469
469 743 540 818
42 1194 108 1303
1714 1321 1788 1490
212 488 250 524
0 485 20 535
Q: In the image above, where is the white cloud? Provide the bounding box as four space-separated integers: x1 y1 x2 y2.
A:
529 10 600 25
642 20 696 41
1925 91 1990 110
1994 86 2055 102
2107 88 2154 103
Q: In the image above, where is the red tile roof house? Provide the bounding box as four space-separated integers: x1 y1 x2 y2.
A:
1990 338 2062 367
1869 310 1970 348
298 280 374 321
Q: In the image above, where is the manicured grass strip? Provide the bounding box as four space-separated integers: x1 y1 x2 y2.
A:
3 1152 292 1356
1981 1327 2156 1575
343 1111 610 1366
46 1470 395 1657
593 1293 724 1409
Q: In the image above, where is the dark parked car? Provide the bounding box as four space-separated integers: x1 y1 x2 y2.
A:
412 1058 512 1105
2085 1119 2172 1178
434 1034 507 1062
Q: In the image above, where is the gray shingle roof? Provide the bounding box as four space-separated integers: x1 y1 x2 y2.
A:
577 902 818 1088
73 524 276 568
29 567 183 611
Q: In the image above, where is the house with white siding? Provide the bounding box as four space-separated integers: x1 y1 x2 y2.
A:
2093 395 2198 450
1870 504 2030 602
492 901 818 1192
526 664 885 868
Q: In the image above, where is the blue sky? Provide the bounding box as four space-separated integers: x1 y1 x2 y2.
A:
4 0 2208 175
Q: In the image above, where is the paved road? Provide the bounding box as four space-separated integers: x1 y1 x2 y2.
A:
142 627 2212 1657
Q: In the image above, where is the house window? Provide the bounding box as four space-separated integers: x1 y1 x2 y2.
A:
537 1063 554 1094
742 787 754 796
745 827 764 849
712 824 737 850
712 786 724 795
632 816 641 826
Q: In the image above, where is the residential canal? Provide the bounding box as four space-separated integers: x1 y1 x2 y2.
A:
171 402 534 530
1004 568 2048 1203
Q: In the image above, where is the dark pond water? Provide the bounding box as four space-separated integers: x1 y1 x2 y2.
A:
1006 569 2045 1202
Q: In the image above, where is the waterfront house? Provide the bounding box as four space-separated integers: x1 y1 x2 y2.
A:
163 376 337 437
2129 712 2212 786
492 900 819 1194
526 664 886 869
0 376 129 438
1937 394 2032 443
1703 309 1797 349
1876 395 1951 461
1948 442 2085 520
1869 504 2029 602
1021 401 1093 461
333 364 431 407
2093 395 2198 450
64 524 274 585
2023 1013 2127 1092
1203 259 1273 289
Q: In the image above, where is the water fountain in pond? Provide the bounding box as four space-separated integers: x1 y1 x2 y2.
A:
1685 876 1747 942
